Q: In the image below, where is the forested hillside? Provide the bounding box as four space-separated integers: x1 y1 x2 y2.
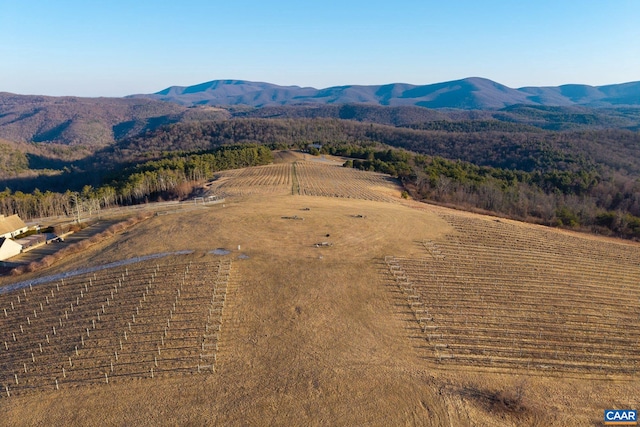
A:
0 93 230 149
105 119 640 176
1 105 640 239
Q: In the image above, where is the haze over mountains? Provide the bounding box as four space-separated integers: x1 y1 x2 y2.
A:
134 77 640 109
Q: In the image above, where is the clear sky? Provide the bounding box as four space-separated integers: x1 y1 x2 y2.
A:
1 0 639 97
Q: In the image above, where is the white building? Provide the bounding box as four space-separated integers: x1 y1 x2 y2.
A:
0 237 22 261
0 214 28 239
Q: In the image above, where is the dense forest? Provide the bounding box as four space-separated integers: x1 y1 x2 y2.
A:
103 119 640 176
332 144 640 239
1 114 640 239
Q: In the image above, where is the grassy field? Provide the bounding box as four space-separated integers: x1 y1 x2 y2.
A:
1 154 639 426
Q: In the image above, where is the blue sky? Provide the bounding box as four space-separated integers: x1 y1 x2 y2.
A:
1 0 639 96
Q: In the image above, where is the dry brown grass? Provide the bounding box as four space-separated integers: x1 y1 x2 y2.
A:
386 212 640 376
1 155 639 426
9 214 153 277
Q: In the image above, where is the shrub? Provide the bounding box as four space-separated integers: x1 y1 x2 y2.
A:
8 214 152 276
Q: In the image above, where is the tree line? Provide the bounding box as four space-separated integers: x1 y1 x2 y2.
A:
0 145 272 220
329 143 640 239
3 116 640 240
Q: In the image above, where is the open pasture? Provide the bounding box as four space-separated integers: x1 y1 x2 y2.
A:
387 213 640 376
0 254 231 397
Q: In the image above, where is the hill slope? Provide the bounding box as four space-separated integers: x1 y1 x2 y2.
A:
0 93 230 147
2 161 639 426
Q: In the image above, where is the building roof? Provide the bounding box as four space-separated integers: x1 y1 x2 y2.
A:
0 214 27 236
0 237 21 248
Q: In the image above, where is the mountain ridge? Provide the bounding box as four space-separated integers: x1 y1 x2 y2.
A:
130 77 640 109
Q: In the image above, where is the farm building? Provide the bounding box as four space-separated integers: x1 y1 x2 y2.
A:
0 237 22 260
0 214 27 239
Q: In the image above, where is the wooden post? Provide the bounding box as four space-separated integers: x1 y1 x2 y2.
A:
55 379 59 390
63 367 66 378
105 373 108 384
69 357 72 367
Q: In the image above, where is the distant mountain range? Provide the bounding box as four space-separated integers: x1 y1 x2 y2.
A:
2 77 640 149
131 77 640 109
